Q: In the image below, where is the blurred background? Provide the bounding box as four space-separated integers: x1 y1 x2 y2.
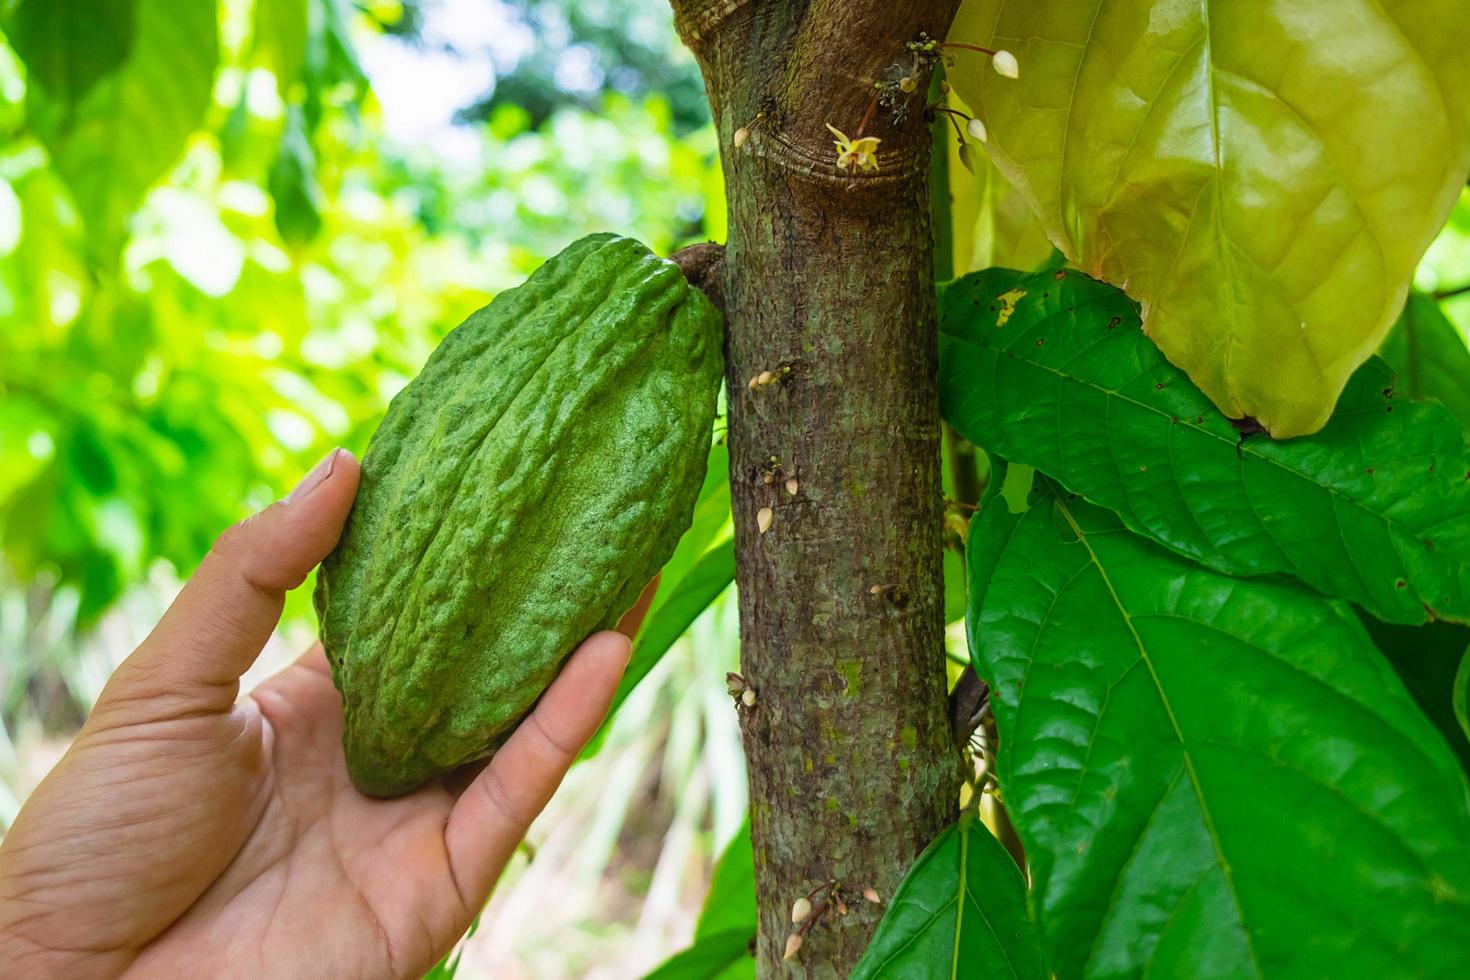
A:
1 1 1468 977
0 1 739 976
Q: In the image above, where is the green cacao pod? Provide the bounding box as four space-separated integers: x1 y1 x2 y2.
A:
315 233 723 797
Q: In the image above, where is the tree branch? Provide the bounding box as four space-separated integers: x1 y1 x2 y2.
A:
670 241 727 317
949 667 987 747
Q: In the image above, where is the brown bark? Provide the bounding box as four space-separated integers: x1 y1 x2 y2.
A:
670 2 964 974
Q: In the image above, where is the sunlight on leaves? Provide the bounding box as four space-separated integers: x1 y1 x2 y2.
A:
24 0 218 265
944 89 1052 276
949 0 1470 437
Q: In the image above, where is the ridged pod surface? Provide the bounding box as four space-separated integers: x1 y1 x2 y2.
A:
315 234 723 796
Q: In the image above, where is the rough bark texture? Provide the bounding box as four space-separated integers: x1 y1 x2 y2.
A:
671 2 963 974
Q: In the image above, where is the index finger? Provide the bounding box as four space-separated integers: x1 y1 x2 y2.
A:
100 450 360 717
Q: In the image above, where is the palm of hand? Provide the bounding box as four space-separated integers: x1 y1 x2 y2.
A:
0 451 631 979
1 647 479 980
127 649 473 979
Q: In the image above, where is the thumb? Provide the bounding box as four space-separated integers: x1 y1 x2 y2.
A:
102 448 360 715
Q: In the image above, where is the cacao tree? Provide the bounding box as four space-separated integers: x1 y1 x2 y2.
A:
643 1 1470 977
5 1 1470 978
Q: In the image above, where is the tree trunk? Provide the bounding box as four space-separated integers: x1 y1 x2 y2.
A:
671 2 964 974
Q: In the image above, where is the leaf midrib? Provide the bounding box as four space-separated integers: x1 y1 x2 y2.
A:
1052 493 1265 978
943 315 1469 606
952 826 967 980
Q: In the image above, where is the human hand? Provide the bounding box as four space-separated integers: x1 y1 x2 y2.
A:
0 449 640 979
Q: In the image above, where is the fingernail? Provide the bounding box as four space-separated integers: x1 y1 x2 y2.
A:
287 449 339 504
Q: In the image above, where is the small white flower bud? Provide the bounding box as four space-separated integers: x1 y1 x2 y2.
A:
966 117 988 143
791 897 812 923
757 506 773 534
957 142 975 175
734 126 749 147
992 50 1020 79
783 933 804 961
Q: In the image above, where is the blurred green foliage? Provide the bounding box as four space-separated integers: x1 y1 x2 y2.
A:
0 0 721 726
454 0 709 134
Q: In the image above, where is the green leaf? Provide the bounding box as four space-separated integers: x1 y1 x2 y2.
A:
5 0 136 109
943 546 967 624
939 268 1470 625
1457 650 1470 749
852 813 1045 980
24 0 217 264
645 822 755 980
654 441 732 601
618 442 733 704
964 150 1055 275
269 105 324 249
949 0 1470 437
1359 612 1470 773
1379 291 1470 429
965 479 1470 977
422 911 481 979
300 0 366 134
644 930 752 980
0 395 55 513
695 820 756 942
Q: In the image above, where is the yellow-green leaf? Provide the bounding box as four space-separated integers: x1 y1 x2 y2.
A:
949 0 1470 437
945 86 1054 276
254 0 308 97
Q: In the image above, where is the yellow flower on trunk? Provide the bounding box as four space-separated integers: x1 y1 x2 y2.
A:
825 123 881 173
